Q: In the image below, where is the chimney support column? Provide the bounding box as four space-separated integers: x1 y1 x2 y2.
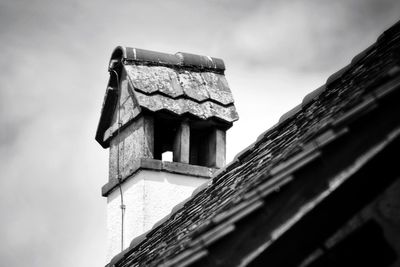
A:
208 128 226 168
173 120 190 164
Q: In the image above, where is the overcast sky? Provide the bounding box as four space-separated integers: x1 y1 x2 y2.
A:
0 0 399 266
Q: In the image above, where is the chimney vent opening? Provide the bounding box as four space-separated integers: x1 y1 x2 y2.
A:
161 151 173 162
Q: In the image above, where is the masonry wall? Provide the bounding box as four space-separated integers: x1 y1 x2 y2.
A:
109 117 154 180
106 170 207 261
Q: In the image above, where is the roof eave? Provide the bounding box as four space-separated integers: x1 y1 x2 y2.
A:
95 83 118 148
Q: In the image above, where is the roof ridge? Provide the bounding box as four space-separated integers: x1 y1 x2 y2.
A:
109 46 225 73
276 28 382 126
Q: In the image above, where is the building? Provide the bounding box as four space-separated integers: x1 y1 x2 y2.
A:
96 20 400 267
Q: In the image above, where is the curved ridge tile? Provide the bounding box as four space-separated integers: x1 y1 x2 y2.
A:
302 85 326 107
351 43 376 65
132 47 181 65
176 52 225 72
110 47 226 73
326 64 351 86
278 104 302 123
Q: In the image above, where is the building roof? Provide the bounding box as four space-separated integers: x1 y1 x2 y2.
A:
107 20 400 267
96 47 238 148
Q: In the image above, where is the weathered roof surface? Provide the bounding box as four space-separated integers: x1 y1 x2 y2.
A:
125 64 234 104
95 47 238 147
108 21 400 267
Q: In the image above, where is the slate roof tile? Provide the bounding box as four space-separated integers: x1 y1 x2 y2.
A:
109 21 400 267
125 65 184 97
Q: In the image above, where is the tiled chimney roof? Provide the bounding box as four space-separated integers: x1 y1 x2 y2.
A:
96 47 238 148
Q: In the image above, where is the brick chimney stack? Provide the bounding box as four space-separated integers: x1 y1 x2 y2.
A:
95 47 238 260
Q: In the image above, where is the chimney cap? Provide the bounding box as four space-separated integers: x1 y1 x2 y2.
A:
96 47 238 148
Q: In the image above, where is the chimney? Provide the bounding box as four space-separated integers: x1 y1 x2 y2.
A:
95 47 238 260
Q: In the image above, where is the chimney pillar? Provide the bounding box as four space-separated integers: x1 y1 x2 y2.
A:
208 128 226 168
173 120 190 164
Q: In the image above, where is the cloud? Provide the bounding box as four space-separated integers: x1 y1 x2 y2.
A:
218 0 400 72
